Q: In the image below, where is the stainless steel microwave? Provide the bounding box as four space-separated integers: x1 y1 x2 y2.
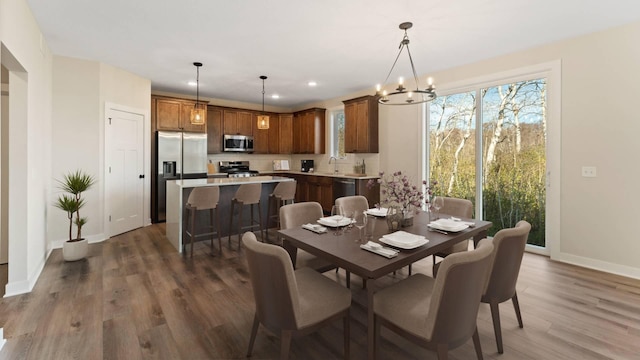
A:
223 134 254 152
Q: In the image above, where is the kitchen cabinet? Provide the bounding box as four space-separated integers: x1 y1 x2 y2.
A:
278 114 293 154
153 95 207 133
343 95 378 153
253 112 270 154
223 109 253 136
207 106 223 153
293 108 325 154
267 114 280 154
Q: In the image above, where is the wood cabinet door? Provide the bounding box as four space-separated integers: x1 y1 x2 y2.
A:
237 111 253 136
306 175 321 203
268 114 280 154
319 176 334 213
207 107 223 153
223 110 238 134
278 114 293 154
303 111 315 154
156 98 181 131
292 113 302 154
344 102 358 153
355 100 369 152
253 113 269 154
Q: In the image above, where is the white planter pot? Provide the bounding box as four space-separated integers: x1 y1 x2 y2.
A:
63 239 88 261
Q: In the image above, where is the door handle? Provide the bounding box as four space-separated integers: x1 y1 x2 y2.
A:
139 174 145 179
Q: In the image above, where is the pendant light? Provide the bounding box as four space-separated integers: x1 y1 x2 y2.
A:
190 62 206 125
257 75 269 130
375 22 437 105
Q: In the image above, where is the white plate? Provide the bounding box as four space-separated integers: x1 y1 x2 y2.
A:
318 216 352 228
379 236 429 250
382 230 426 246
365 208 388 217
428 219 469 232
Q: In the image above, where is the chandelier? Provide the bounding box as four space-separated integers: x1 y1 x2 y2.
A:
257 75 269 130
375 22 437 105
190 62 206 125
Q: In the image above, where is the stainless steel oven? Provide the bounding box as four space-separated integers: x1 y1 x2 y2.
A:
223 134 254 152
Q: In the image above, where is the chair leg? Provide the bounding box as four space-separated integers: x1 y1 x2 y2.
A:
408 264 412 276
436 343 448 360
343 311 350 360
472 326 484 360
209 209 214 253
280 330 292 360
237 203 243 250
257 202 265 241
373 315 380 360
346 271 351 289
247 314 260 357
512 292 524 328
190 208 196 258
228 201 234 247
216 207 222 254
489 300 504 354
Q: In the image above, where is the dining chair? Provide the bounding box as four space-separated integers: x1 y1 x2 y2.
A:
266 180 297 243
243 232 351 360
279 202 338 274
373 238 494 360
183 186 221 257
432 197 474 265
334 196 369 287
481 220 532 354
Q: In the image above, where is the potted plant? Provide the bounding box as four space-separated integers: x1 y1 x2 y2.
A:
54 170 96 261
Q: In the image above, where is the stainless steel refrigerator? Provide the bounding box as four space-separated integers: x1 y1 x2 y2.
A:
155 131 208 222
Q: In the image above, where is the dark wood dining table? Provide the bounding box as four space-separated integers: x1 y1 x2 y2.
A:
278 210 492 360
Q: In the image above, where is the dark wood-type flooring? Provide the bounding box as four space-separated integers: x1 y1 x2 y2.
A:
0 224 639 359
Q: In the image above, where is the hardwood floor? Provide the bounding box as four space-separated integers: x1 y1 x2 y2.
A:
1 224 639 359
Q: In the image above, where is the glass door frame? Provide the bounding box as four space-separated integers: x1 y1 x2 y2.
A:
422 60 561 256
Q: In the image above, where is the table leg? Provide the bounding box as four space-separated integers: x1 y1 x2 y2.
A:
367 277 376 360
472 229 488 248
282 239 298 268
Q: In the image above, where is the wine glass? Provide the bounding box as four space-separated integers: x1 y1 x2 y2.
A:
353 211 368 243
330 204 345 235
432 196 444 220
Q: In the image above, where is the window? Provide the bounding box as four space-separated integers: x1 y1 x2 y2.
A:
331 109 346 158
427 78 548 248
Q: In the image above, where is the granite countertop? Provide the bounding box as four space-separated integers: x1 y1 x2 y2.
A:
264 170 379 180
171 176 294 188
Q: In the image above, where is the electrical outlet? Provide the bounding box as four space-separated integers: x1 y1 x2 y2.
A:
581 166 597 178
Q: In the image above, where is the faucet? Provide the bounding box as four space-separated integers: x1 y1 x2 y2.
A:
328 156 339 173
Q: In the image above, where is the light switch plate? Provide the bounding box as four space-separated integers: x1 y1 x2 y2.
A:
581 166 597 177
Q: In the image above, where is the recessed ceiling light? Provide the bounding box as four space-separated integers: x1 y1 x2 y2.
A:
308 81 317 87
187 81 197 86
271 94 280 99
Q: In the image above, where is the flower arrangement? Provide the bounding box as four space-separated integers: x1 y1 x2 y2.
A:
367 171 436 213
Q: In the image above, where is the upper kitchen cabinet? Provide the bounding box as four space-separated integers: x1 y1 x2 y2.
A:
277 114 293 154
343 95 378 153
223 109 253 136
153 95 207 133
207 106 223 153
253 112 276 154
293 108 325 154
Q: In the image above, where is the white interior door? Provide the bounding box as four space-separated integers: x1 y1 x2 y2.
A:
106 106 144 236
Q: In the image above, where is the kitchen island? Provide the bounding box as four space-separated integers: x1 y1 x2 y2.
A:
166 176 294 253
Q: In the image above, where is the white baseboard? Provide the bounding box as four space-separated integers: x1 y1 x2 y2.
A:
4 254 46 297
553 251 640 281
0 328 5 351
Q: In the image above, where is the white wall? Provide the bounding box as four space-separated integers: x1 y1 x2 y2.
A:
50 56 151 246
0 0 54 295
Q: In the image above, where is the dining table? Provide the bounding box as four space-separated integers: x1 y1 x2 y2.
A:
278 210 492 360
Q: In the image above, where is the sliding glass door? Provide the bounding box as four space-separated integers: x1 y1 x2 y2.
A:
427 78 547 248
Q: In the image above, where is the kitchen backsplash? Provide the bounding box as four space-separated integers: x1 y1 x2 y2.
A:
207 153 380 175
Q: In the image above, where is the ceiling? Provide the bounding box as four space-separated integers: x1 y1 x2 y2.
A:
26 0 640 108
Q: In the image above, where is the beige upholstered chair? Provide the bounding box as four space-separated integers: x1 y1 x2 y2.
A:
432 197 474 264
279 202 337 274
373 238 494 360
266 180 297 243
184 186 221 257
243 232 351 360
335 195 369 217
482 220 532 354
228 183 263 250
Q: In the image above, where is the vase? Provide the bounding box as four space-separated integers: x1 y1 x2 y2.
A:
402 207 414 227
386 206 402 231
63 238 88 261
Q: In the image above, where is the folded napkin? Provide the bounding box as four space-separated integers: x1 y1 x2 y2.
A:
302 223 327 234
366 207 388 217
360 241 398 258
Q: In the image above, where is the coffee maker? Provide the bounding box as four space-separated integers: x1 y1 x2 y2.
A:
301 160 314 172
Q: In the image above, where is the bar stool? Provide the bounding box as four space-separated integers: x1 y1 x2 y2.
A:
184 186 221 257
265 180 297 243
228 183 264 249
